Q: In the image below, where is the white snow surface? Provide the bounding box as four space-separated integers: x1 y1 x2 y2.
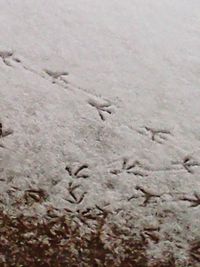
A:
0 0 200 264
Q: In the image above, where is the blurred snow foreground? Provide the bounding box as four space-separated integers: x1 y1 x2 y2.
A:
0 1 200 266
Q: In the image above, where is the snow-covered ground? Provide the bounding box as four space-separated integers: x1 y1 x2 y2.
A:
0 1 200 265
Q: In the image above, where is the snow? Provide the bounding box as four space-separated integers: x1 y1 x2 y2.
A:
0 0 200 265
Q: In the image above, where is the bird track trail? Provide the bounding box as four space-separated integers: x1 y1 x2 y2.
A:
0 51 103 101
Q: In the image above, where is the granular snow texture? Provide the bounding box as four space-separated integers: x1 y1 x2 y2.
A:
0 1 200 266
